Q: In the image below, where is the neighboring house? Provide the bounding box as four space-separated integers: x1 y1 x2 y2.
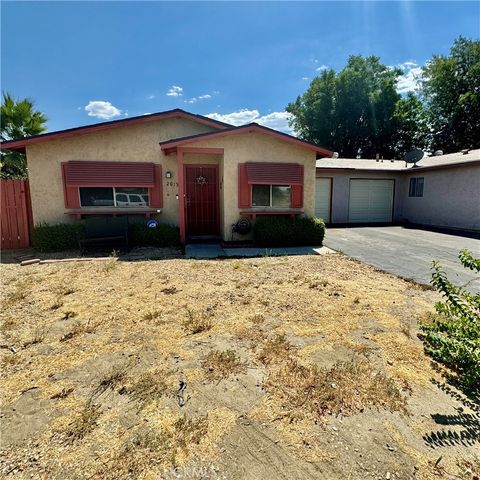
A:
1 109 332 244
315 149 480 232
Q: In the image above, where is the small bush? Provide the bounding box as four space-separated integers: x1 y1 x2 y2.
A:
183 309 213 334
295 216 326 245
128 223 180 247
253 215 325 247
420 249 480 397
62 402 101 443
32 222 84 252
256 334 295 366
92 362 131 397
128 369 170 409
32 220 179 251
202 349 246 381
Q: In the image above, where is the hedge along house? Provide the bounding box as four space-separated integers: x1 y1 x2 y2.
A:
314 149 480 232
1 109 333 245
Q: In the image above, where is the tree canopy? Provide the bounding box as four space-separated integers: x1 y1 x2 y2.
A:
286 56 404 158
287 36 480 158
1 92 47 178
422 36 480 153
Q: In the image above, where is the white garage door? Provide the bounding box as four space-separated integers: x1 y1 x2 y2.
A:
348 179 394 223
315 178 331 222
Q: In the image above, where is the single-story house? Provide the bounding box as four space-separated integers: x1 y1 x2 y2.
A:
1 109 333 244
314 149 480 232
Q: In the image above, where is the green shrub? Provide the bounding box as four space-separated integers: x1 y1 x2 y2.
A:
253 215 325 247
32 222 84 252
294 216 326 246
128 223 180 247
253 216 296 247
420 249 480 397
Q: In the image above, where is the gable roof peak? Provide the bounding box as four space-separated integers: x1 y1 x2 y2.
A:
0 108 232 153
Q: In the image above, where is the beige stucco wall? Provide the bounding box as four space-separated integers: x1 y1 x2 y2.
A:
25 117 217 226
184 132 317 240
25 120 317 242
400 166 480 231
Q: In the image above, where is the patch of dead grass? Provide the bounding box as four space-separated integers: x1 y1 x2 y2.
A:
374 331 432 385
128 369 171 409
3 279 30 305
60 320 99 342
93 413 218 479
92 362 131 397
265 357 408 421
60 402 101 444
0 254 443 478
202 349 247 381
0 317 17 332
142 309 163 323
183 309 213 334
22 326 47 348
50 297 64 310
256 334 295 366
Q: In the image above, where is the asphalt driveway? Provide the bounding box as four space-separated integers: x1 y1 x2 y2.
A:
324 226 480 291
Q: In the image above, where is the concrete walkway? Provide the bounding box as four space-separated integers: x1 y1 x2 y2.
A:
185 244 334 259
324 226 480 291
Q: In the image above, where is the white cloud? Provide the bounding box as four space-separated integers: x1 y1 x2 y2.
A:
206 109 293 134
315 64 328 72
256 111 293 133
166 85 183 97
206 109 260 126
301 76 310 81
185 93 213 104
399 61 417 68
84 101 121 119
396 61 423 94
147 94 155 100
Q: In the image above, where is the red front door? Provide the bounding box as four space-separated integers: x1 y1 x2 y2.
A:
185 165 220 237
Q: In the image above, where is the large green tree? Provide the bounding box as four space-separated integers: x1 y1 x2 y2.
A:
1 93 47 178
392 92 428 158
422 36 480 153
287 56 404 158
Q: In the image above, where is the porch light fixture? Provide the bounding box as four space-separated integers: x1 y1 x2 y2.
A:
165 170 173 179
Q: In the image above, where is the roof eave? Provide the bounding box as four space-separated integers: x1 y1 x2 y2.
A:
160 124 334 157
0 109 231 153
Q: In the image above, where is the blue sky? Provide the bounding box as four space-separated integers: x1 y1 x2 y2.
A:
2 1 479 133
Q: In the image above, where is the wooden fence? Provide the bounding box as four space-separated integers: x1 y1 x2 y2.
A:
1 179 32 250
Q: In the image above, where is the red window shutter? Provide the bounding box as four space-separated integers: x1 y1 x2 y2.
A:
291 185 303 208
238 163 251 208
61 163 80 208
63 161 155 187
291 166 304 207
245 162 304 185
149 165 163 208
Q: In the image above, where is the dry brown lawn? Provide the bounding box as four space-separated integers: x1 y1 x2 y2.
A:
0 253 478 479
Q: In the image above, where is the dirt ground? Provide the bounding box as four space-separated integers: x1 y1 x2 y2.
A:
0 252 478 480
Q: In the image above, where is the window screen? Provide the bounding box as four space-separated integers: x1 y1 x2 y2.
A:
409 177 424 197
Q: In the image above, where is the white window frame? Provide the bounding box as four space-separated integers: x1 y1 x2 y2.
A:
251 184 292 208
79 187 150 208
